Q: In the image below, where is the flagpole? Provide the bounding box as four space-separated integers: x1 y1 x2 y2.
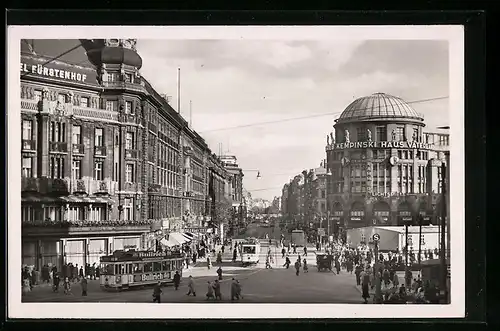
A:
177 67 181 114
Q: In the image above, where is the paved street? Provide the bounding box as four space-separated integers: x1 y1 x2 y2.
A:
24 223 364 303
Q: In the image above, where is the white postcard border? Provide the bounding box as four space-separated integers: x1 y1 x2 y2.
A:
7 25 465 319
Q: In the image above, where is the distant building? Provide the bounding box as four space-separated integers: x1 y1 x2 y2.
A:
219 155 246 225
325 92 450 230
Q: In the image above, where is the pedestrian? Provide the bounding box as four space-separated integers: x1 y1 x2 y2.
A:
294 260 300 276
186 275 196 296
281 247 286 258
335 259 341 275
63 277 71 295
217 266 223 280
360 269 371 304
221 245 225 254
284 256 291 269
293 244 297 254
207 255 212 270
217 251 223 264
52 272 60 292
152 281 162 303
91 263 96 280
213 279 222 300
80 277 88 296
232 248 238 263
303 259 308 273
173 271 181 290
231 278 239 301
355 265 362 285
79 266 84 280
206 281 215 300
303 246 307 257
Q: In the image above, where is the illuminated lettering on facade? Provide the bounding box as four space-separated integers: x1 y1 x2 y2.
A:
20 63 88 82
327 141 434 150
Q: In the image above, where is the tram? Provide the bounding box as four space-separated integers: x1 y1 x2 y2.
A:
241 237 261 266
99 250 185 291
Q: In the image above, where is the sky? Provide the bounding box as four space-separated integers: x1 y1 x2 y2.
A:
22 38 449 201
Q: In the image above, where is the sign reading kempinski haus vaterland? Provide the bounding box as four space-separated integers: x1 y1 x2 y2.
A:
328 141 434 150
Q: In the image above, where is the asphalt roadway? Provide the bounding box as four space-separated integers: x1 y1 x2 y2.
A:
23 223 365 303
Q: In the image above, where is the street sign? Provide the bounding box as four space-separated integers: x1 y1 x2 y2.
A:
372 233 380 241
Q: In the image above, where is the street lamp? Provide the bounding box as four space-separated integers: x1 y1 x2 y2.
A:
242 169 261 179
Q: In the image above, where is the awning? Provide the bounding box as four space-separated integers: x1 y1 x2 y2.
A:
59 196 112 204
22 196 60 203
160 237 181 248
183 232 198 240
169 232 190 245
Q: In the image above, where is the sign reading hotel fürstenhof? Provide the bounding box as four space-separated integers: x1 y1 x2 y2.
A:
328 141 434 150
20 62 88 83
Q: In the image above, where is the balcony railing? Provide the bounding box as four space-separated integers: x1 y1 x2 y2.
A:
73 106 119 122
148 122 157 133
94 146 107 156
73 179 87 193
125 149 139 159
22 139 36 151
21 98 40 112
49 141 68 153
90 180 115 195
72 143 85 155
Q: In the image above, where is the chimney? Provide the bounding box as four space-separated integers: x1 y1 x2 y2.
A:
160 94 172 104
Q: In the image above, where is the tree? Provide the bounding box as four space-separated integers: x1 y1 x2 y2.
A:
211 196 232 228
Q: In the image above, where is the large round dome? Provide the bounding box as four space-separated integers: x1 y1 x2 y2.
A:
336 93 423 123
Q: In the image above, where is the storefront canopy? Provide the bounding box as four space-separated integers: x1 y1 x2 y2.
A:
169 232 191 245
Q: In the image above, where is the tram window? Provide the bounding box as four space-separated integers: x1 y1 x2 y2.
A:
153 262 162 272
144 262 153 273
115 264 124 275
161 261 168 271
133 263 143 274
101 264 115 275
243 246 256 254
126 264 133 274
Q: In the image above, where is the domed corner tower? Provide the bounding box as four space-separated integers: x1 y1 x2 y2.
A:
80 39 143 85
326 92 432 230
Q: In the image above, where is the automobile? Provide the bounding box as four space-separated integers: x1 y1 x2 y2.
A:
316 253 333 272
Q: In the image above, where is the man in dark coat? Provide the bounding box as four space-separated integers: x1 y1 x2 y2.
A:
173 271 181 290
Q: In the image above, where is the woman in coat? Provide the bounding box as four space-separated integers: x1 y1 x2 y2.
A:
80 277 88 296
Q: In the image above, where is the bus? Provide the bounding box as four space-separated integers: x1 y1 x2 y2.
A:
240 238 261 266
291 229 306 247
99 250 185 291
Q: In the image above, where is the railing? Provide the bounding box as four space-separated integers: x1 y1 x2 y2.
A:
41 178 69 194
148 122 157 132
90 180 115 195
125 149 139 159
49 141 68 153
73 179 87 193
94 146 107 156
73 106 119 122
22 139 36 151
21 98 39 112
72 143 85 155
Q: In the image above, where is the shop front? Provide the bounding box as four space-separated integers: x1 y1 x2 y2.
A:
398 201 414 226
372 200 391 226
347 201 366 229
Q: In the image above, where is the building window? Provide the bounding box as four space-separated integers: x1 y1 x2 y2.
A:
50 121 66 142
34 90 42 103
90 206 106 222
22 157 33 178
439 135 449 146
413 128 419 141
106 73 118 82
126 163 135 183
114 162 119 182
125 101 133 114
49 156 65 179
105 100 116 111
22 120 32 140
22 206 37 223
44 206 63 222
356 127 366 141
125 132 135 149
94 161 104 180
124 198 134 221
395 126 404 141
72 159 81 181
80 97 89 108
72 125 81 144
376 126 387 142
125 73 133 83
94 128 104 147
321 190 326 199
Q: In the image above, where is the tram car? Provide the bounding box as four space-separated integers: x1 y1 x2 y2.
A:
99 250 184 291
240 237 261 266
